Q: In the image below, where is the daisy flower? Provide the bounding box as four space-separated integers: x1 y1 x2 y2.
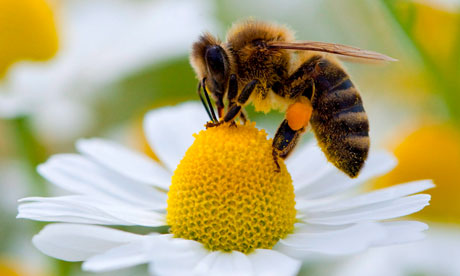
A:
331 122 460 276
18 102 433 275
333 225 460 276
1 0 216 141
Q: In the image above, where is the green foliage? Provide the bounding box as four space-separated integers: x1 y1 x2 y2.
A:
382 0 460 123
94 56 197 132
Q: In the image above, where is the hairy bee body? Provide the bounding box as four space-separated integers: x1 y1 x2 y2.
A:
226 22 293 113
305 54 369 177
190 20 381 178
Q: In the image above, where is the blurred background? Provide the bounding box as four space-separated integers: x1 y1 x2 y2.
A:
0 0 459 275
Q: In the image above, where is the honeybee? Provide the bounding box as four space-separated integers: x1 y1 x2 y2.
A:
190 20 395 178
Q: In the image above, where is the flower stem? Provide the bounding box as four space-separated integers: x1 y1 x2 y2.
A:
8 116 48 196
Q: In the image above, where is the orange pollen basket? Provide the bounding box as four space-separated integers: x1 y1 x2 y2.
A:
286 99 313 131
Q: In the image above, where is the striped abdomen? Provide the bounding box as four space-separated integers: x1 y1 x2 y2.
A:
309 57 369 177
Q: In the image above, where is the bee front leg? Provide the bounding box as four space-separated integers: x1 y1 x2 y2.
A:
216 97 225 119
227 76 250 125
205 75 237 128
227 75 248 124
223 79 259 123
238 108 248 124
206 95 225 128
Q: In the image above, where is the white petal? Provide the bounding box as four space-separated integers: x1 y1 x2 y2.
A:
335 225 460 276
303 180 434 213
193 251 253 276
288 221 428 247
287 223 352 234
295 197 339 212
83 238 153 272
18 198 117 225
375 221 429 246
147 235 209 276
38 154 166 210
249 249 301 276
76 138 171 190
294 150 397 199
18 196 165 227
147 236 301 276
304 194 431 225
32 224 142 261
286 141 336 191
144 102 208 172
277 222 386 256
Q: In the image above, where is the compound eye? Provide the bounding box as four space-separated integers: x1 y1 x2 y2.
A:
205 45 228 84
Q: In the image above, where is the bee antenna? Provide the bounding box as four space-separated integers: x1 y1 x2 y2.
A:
197 81 214 122
201 78 219 123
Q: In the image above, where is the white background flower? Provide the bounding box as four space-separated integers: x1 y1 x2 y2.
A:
18 102 432 275
0 0 217 142
332 224 460 276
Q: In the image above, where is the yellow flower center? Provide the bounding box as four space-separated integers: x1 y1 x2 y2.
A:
166 122 296 253
373 123 460 224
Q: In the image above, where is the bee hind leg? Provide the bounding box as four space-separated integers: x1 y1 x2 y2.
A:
272 119 304 171
272 150 281 173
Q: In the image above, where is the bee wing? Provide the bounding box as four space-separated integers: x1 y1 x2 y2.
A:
268 41 397 62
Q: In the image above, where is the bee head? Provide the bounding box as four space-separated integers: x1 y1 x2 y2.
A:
190 33 234 101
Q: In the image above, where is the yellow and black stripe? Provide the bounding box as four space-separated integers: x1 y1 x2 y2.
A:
309 56 369 177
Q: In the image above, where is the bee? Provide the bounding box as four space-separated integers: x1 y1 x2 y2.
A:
190 20 395 178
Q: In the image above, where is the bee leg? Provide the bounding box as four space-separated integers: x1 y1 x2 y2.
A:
223 79 259 123
272 150 281 172
216 97 225 119
205 75 237 128
225 103 246 126
227 74 244 126
224 74 240 125
227 74 238 107
223 105 242 123
272 119 304 171
239 108 248 124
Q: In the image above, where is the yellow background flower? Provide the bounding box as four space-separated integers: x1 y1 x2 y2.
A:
374 123 460 223
0 0 58 78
